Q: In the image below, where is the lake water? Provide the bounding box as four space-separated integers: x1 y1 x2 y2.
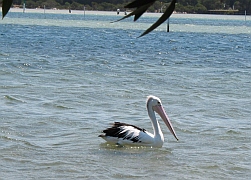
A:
1 9 251 179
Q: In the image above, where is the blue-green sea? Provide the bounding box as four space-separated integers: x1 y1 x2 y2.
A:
1 9 251 179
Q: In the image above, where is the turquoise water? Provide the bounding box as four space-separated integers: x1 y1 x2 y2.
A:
1 11 251 179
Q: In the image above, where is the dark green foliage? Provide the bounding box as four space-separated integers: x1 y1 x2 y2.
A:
2 0 251 14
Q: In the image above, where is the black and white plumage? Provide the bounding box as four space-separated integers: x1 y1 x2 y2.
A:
99 95 178 147
99 122 151 144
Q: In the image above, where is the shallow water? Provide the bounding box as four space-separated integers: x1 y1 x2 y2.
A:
1 11 251 179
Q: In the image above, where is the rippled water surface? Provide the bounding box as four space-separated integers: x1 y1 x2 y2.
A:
1 10 251 179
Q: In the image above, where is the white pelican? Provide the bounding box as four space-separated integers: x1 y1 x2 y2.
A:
99 95 178 147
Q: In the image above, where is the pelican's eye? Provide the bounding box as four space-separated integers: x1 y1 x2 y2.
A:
157 101 161 105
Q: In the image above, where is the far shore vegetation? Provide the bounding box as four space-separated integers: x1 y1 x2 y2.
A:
10 0 251 15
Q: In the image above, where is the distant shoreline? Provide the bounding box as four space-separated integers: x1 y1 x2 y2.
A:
8 8 164 16
8 7 187 18
7 8 250 21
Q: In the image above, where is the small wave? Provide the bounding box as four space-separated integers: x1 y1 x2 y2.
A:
0 135 41 149
226 129 241 134
176 126 195 134
4 95 26 103
0 52 9 56
54 104 71 109
1 135 18 142
201 164 220 169
42 102 72 109
229 145 250 151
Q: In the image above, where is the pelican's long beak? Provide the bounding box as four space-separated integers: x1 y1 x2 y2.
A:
153 105 179 141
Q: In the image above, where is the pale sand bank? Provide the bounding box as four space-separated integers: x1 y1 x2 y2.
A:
6 8 250 20
7 8 162 17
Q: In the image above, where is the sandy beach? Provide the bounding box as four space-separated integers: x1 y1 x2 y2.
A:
7 7 250 21
9 7 117 15
8 7 163 17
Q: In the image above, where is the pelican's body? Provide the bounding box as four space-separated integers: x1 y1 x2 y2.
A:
99 95 178 147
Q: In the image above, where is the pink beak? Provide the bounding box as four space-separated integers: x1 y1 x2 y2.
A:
153 105 179 141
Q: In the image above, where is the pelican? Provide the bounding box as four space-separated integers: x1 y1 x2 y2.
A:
99 95 178 147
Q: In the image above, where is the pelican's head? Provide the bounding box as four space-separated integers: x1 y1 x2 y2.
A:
147 95 179 141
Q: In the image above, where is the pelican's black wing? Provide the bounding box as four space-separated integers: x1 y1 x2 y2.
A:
99 122 147 143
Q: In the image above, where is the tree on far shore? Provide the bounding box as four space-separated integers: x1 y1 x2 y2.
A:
3 0 251 14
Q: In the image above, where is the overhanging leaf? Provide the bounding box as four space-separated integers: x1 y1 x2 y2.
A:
125 0 156 9
2 0 13 19
113 2 154 23
139 0 176 37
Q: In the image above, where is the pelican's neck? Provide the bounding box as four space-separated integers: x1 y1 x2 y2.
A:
147 104 163 137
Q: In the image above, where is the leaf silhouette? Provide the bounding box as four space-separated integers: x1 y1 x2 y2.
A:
139 0 176 37
112 2 154 23
1 0 13 19
120 0 176 37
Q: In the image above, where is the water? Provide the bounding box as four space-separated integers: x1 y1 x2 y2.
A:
1 10 251 179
